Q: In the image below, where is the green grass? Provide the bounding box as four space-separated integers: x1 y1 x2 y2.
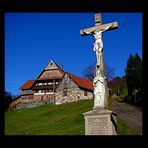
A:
117 118 138 135
5 99 137 135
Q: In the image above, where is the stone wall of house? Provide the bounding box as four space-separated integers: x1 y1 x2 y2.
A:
33 94 54 104
15 88 93 109
55 73 93 105
55 87 93 105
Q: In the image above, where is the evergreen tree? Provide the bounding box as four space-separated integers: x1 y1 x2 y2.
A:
134 53 142 89
125 53 142 102
125 54 135 96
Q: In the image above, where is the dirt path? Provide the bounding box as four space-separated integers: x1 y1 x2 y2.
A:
112 101 142 135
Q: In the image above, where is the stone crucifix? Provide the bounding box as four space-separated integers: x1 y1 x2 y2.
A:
80 13 118 109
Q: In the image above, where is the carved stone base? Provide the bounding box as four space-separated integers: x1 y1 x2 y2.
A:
83 108 117 135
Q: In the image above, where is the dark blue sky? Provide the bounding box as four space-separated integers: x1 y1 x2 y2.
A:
5 13 142 95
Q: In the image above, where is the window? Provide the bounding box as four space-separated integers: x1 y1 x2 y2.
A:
41 96 43 101
84 90 87 96
48 82 52 85
63 89 67 96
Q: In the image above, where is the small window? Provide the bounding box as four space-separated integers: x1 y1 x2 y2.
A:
63 89 67 96
41 96 43 101
84 90 87 96
50 62 52 66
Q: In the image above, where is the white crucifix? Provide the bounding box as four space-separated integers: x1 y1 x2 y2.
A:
80 13 118 69
80 13 118 108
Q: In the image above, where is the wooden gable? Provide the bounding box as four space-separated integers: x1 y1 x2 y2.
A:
37 60 64 80
45 60 59 70
56 73 78 91
56 72 93 91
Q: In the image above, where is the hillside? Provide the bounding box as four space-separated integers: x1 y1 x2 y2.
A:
5 99 137 135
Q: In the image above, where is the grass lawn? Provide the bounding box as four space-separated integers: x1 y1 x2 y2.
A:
117 118 138 135
5 99 137 135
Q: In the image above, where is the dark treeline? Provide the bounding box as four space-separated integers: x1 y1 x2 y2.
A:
125 53 142 106
5 91 19 110
5 91 12 110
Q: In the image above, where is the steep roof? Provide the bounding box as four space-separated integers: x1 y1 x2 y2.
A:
19 61 94 91
19 80 35 90
66 72 93 91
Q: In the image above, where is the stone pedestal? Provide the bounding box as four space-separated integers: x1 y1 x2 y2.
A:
83 108 117 135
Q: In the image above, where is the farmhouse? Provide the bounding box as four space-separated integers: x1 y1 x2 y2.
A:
10 60 93 109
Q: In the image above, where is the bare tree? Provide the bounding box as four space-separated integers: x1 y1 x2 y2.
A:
83 64 95 81
83 63 115 81
104 64 115 81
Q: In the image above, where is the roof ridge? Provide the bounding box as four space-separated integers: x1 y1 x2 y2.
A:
65 72 93 91
66 72 92 82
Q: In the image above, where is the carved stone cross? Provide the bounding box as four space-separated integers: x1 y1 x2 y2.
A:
80 13 118 109
80 13 118 75
80 13 118 36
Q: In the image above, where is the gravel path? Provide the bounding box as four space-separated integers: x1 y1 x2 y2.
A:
112 101 142 135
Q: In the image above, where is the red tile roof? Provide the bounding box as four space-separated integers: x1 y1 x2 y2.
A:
66 72 94 91
19 80 35 90
19 73 93 91
19 60 94 91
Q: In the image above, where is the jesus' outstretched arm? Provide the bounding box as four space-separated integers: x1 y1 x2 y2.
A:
102 23 114 32
82 29 93 35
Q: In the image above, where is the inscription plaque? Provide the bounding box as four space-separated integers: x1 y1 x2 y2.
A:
83 109 117 135
88 117 108 135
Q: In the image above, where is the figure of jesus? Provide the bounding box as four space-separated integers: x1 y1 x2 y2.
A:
82 23 113 66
